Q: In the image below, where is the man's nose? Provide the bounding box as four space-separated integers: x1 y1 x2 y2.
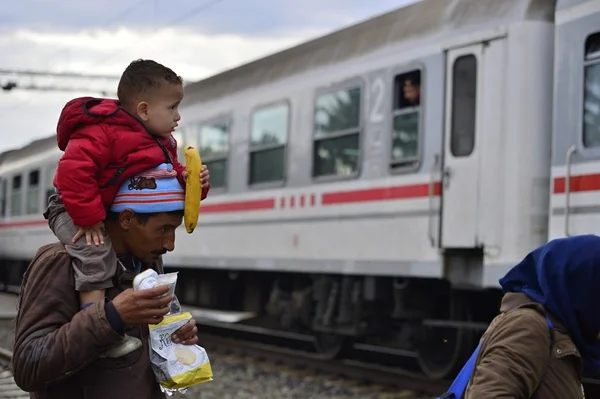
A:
163 237 175 252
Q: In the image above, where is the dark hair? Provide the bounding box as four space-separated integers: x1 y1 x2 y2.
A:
405 71 421 86
117 59 183 108
105 210 184 225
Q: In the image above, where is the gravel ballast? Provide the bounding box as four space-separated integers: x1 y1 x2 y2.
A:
0 320 436 399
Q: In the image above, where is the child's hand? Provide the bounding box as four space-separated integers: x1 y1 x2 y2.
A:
72 222 105 246
200 165 210 186
182 165 210 186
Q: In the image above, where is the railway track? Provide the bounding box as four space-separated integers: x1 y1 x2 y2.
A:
190 313 457 395
0 347 27 399
200 332 450 397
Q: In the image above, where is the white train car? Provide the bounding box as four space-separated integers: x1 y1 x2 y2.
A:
0 0 597 380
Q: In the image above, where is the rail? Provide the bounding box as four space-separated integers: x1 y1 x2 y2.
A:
0 348 27 399
200 332 451 397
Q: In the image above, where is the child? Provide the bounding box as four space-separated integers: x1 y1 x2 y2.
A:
43 59 210 358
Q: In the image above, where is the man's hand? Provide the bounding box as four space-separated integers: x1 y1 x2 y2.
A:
112 286 174 325
72 221 105 246
172 319 199 345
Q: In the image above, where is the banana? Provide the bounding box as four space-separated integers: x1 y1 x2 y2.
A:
183 146 202 234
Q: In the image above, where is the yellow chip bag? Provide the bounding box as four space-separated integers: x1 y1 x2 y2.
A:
149 312 213 393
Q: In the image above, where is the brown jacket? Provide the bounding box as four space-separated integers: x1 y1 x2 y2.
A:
12 242 166 399
464 292 584 398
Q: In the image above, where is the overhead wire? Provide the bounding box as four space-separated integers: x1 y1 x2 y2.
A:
1 0 153 113
3 0 225 115
85 0 226 72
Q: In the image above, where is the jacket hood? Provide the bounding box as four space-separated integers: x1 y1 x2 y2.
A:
56 97 139 151
499 234 600 377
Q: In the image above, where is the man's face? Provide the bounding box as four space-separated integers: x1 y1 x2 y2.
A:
120 211 183 263
403 79 420 104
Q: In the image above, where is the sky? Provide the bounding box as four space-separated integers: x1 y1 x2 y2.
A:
0 0 418 153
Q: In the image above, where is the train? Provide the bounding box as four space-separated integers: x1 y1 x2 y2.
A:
0 0 598 381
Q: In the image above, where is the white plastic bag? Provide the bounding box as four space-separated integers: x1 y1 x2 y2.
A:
133 269 213 394
148 312 213 393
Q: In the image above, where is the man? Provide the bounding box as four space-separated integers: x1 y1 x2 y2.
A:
12 163 203 398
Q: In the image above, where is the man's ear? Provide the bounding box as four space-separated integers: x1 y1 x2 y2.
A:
118 209 136 231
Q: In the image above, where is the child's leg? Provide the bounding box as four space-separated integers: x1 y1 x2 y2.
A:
47 210 111 308
47 204 142 358
45 195 110 308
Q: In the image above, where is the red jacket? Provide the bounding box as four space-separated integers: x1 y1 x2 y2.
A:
54 97 209 227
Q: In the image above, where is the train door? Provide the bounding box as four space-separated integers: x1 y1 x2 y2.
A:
440 40 505 248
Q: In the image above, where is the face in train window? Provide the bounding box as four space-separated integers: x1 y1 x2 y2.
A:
392 70 421 168
583 33 600 148
313 86 361 178
197 122 229 189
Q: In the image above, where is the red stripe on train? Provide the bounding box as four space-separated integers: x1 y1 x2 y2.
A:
2 175 599 229
0 181 445 228
553 173 600 194
322 182 441 205
201 198 276 213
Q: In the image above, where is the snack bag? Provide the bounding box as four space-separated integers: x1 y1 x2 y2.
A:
148 312 213 393
133 269 213 394
134 269 179 314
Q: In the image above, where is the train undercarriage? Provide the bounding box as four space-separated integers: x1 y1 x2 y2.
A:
167 266 503 380
0 256 503 380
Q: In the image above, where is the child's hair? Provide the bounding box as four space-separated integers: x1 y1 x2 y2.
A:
117 59 183 108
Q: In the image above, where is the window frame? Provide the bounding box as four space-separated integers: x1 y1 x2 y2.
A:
388 65 426 175
311 76 365 183
26 168 40 215
10 173 22 217
195 115 232 193
448 54 478 158
171 130 186 165
0 178 6 218
247 99 291 189
580 31 600 157
45 163 57 204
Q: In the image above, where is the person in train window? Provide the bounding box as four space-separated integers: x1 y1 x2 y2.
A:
463 235 600 399
43 59 211 359
12 164 198 398
402 72 420 107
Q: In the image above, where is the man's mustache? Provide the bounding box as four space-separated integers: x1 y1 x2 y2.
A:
151 249 167 256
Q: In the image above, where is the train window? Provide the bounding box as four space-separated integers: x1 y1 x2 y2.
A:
27 170 39 215
11 175 22 216
249 103 289 185
583 33 600 148
313 86 361 178
392 70 421 168
0 179 5 217
198 121 229 189
172 130 186 164
45 164 56 202
450 55 477 157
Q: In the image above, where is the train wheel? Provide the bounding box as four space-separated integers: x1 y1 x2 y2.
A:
314 333 346 358
416 292 473 380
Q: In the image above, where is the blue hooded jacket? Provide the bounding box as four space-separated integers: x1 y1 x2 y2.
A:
499 234 600 377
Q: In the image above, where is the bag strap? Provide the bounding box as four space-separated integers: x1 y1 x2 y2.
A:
437 311 554 399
